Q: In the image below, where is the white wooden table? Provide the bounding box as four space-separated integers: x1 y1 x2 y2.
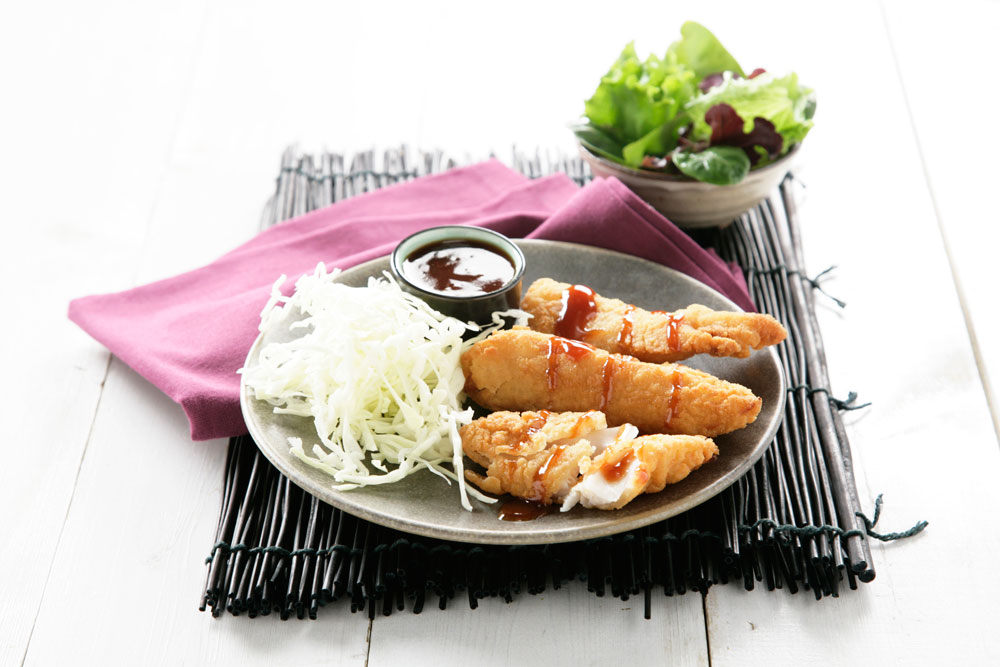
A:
4 1 999 664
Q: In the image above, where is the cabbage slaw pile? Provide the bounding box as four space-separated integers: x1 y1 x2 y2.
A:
241 263 522 510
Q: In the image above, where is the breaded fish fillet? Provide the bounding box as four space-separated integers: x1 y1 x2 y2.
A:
462 409 607 466
461 328 761 437
460 411 718 509
563 434 718 510
461 410 607 504
521 278 786 363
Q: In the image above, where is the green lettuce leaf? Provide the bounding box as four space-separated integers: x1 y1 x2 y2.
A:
666 21 744 79
671 146 750 185
583 42 697 166
621 116 688 167
571 123 625 162
685 72 815 152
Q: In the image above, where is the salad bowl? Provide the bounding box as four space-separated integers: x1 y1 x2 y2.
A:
580 143 798 229
573 22 813 229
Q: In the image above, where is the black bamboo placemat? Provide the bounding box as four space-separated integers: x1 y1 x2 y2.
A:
201 147 921 619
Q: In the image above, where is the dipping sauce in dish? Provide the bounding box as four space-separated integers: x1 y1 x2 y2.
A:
401 240 516 296
391 226 525 325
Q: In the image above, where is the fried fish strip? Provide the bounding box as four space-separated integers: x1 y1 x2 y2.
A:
460 410 607 504
563 434 719 510
521 278 786 363
461 328 761 437
462 409 607 466
460 411 718 509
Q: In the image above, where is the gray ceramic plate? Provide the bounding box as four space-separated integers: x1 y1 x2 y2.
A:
241 240 785 545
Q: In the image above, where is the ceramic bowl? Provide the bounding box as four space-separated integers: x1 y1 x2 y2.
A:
580 144 798 228
390 225 526 325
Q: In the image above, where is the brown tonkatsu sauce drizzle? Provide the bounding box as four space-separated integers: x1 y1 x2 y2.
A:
600 449 636 483
525 444 570 505
545 336 594 392
568 410 599 439
664 370 683 429
523 410 550 440
554 284 597 340
651 310 684 352
599 357 617 410
667 313 684 352
498 498 551 521
616 304 636 350
510 410 551 452
535 444 568 483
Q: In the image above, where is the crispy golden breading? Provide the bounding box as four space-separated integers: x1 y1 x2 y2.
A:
460 411 719 509
566 434 719 510
461 328 761 437
460 410 606 504
634 435 719 492
521 278 786 363
461 410 607 466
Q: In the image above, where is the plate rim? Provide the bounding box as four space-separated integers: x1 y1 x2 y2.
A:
240 239 786 544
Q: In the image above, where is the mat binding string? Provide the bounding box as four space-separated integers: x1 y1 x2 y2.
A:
201 147 923 619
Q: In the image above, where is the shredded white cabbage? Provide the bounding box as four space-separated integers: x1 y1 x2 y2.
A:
241 262 527 511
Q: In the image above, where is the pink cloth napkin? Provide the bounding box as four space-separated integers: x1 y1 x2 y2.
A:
69 159 753 441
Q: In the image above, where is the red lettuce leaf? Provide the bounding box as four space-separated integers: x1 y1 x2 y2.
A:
698 72 726 93
705 103 783 165
698 67 767 92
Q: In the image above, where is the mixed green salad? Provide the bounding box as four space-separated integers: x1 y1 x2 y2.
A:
573 22 815 185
